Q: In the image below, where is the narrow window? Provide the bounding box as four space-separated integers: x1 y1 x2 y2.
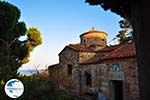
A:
85 71 92 87
83 39 86 43
112 63 120 72
67 64 72 75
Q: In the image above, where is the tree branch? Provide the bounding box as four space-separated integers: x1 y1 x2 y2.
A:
0 38 8 47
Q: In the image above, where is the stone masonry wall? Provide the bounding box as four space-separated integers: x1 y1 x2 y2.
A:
80 64 108 93
102 58 139 100
59 47 139 100
59 47 80 92
78 58 139 100
79 52 96 63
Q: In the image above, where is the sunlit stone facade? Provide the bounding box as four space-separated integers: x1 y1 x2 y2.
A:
49 28 139 100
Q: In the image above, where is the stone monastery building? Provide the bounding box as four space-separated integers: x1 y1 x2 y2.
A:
49 28 139 100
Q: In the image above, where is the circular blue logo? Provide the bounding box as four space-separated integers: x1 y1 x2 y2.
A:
4 79 24 98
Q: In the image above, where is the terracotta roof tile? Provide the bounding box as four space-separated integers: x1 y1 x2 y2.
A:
101 42 136 60
68 44 95 52
96 44 122 52
80 42 136 65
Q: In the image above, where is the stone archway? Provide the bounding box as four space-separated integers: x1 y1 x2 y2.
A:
82 70 92 92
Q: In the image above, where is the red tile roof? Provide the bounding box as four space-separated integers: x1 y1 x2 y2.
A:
60 41 136 64
67 44 95 52
101 42 136 60
58 43 96 55
80 42 136 65
96 44 122 52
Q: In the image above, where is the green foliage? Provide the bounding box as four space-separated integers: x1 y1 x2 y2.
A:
119 19 132 29
22 27 42 63
116 19 133 44
0 1 27 81
0 1 42 82
18 74 54 100
116 30 128 43
0 1 21 38
49 64 74 90
27 27 42 46
0 74 75 100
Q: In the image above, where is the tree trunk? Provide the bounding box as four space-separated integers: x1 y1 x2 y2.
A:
130 1 150 100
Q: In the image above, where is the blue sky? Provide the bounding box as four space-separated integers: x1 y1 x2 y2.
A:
6 0 122 70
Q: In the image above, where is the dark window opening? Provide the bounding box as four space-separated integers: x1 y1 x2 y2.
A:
112 63 120 72
112 80 123 100
102 39 105 41
85 72 92 87
83 39 86 43
67 64 72 75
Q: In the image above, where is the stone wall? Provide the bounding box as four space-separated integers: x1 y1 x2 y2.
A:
58 47 139 100
79 52 96 63
101 58 139 100
80 64 102 93
81 37 107 47
78 58 139 100
59 47 80 92
80 30 107 47
59 47 79 66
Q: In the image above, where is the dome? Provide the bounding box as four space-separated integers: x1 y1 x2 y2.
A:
80 27 108 39
80 27 108 48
